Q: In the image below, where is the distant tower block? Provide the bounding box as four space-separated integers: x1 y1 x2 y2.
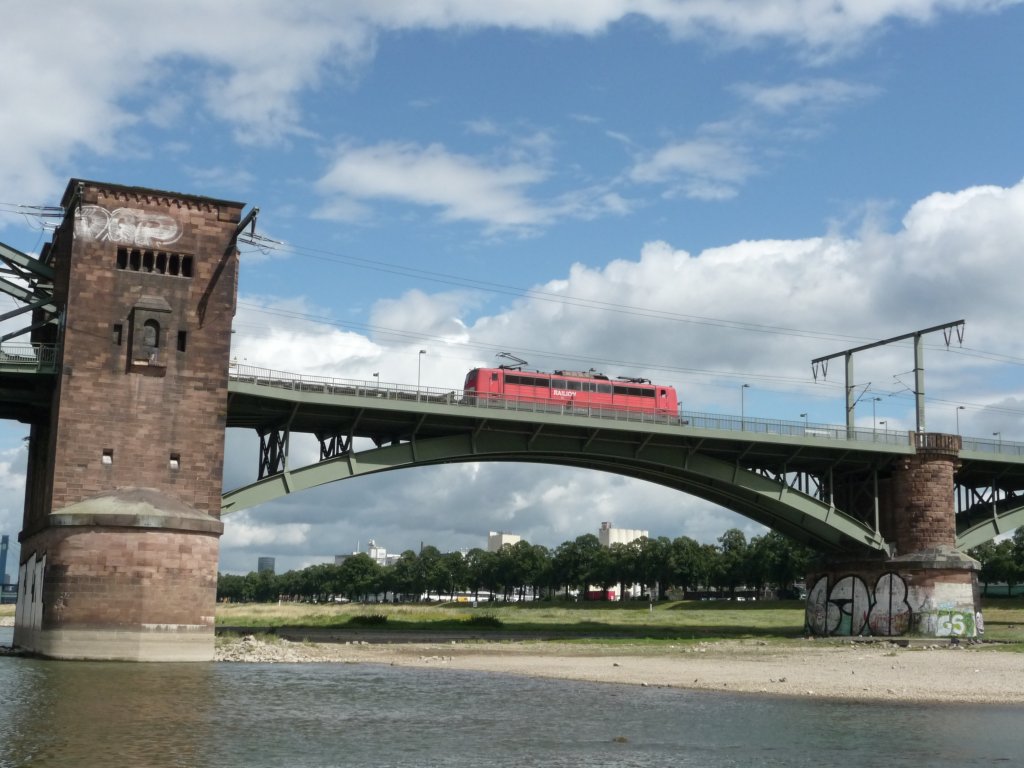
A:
488 531 521 552
14 179 246 661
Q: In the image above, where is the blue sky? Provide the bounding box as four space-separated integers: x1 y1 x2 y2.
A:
2 1 1024 575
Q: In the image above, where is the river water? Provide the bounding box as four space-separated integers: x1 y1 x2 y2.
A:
0 627 1020 767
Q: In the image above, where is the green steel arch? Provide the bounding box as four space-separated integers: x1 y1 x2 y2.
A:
222 430 889 554
956 501 1024 551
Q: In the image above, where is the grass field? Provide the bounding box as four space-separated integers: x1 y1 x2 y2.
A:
6 599 1024 644
215 598 1024 645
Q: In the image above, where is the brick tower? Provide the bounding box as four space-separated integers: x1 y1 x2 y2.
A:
14 179 244 660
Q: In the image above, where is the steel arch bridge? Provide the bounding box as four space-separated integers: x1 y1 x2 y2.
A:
222 366 1024 555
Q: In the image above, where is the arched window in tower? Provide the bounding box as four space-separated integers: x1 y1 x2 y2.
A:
143 319 160 362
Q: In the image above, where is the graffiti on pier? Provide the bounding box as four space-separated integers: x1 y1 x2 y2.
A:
867 572 913 635
76 205 182 247
806 572 912 637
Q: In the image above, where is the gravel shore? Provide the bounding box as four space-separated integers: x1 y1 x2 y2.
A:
215 634 1024 705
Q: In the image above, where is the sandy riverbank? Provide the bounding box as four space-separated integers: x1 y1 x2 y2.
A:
215 635 1024 705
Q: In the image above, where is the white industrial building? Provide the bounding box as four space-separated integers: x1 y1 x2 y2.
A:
487 531 521 552
598 521 648 547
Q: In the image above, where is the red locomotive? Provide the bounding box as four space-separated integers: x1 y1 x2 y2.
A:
463 354 678 417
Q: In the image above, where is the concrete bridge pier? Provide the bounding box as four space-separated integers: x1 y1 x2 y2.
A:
13 179 243 661
806 434 981 639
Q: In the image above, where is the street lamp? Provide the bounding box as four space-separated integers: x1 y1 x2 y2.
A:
740 384 750 429
417 349 427 396
956 405 965 435
800 412 808 430
871 396 882 431
878 420 887 431
994 431 1002 450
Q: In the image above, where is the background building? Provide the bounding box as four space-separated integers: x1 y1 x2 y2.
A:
488 531 521 552
1 535 8 585
257 557 275 574
598 522 648 547
336 540 399 567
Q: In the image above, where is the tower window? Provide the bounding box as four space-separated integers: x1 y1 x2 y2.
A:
115 247 194 278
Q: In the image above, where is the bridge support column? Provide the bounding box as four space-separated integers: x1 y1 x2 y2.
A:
806 434 980 639
13 179 243 661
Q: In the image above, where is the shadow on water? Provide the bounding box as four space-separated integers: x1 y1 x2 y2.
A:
1 658 222 767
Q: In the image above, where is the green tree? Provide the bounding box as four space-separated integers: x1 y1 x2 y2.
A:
217 572 246 602
608 540 642 600
717 528 749 596
389 550 420 600
748 531 813 596
437 550 468 599
526 543 553 600
984 540 1020 596
637 536 672 599
337 553 382 601
697 543 723 593
588 545 617 600
241 569 279 602
462 548 493 601
668 536 703 595
553 534 602 598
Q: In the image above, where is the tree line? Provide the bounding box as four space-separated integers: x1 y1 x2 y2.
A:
971 529 1024 595
217 528 813 604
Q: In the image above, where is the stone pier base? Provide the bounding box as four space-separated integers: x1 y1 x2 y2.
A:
15 489 222 662
805 547 981 639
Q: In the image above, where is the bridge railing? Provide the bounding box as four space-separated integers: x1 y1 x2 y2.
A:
0 342 59 373
962 436 1024 457
227 363 1019 454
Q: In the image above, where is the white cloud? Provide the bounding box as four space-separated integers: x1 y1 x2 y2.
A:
315 141 550 231
232 296 384 376
733 78 878 113
629 138 757 199
220 513 312 548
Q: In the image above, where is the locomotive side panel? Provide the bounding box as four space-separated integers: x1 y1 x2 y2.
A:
465 366 678 418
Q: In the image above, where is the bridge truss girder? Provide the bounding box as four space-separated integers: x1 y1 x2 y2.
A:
223 430 889 555
955 485 1024 551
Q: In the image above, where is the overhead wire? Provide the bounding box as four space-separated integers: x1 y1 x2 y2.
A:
237 237 1024 371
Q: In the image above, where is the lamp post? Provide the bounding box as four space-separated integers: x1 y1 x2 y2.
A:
800 412 808 429
956 405 965 435
871 396 881 431
878 420 886 432
740 384 750 430
417 349 426 397
994 431 1002 451
372 371 379 388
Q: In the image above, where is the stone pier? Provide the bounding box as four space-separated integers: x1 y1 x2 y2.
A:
806 433 981 639
14 179 243 661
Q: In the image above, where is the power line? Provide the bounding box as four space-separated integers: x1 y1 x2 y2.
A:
239 238 877 345
238 238 1024 370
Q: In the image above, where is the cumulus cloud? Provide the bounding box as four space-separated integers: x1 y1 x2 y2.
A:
414 177 1024 426
232 296 384 376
